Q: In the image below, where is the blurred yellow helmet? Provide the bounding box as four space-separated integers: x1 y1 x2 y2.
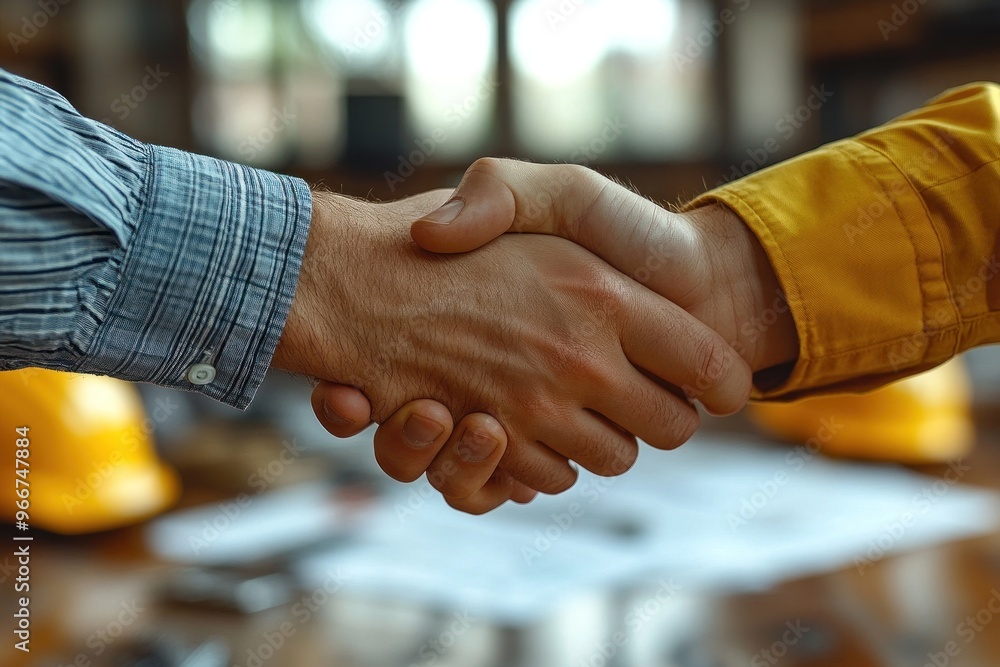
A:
747 358 974 464
0 368 179 535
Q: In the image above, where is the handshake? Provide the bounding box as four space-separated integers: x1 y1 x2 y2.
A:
272 158 800 514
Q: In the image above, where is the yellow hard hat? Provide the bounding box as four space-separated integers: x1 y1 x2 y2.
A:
747 358 974 464
0 368 179 535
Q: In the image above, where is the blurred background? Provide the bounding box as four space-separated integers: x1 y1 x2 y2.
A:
3 0 1000 666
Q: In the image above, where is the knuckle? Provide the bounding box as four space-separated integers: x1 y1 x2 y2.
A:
517 392 567 427
649 402 700 450
460 413 507 444
540 473 576 495
590 271 633 324
588 439 637 477
569 162 596 179
609 441 639 475
580 355 620 395
504 449 577 495
562 163 598 191
551 341 592 379
467 156 504 179
690 333 731 398
547 336 614 393
582 256 625 294
536 459 578 494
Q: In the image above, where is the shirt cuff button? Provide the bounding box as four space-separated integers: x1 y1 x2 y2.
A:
186 364 217 385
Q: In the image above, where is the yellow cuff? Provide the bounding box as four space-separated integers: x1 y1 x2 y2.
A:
686 138 957 400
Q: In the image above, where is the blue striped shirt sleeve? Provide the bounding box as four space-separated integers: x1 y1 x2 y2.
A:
0 69 312 408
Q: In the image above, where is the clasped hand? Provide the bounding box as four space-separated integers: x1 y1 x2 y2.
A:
274 159 796 514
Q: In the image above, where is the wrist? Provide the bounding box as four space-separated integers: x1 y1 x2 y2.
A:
684 204 799 376
273 190 364 377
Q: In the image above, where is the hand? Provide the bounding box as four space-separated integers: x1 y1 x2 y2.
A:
406 159 797 371
313 394 537 513
311 159 798 512
275 185 752 504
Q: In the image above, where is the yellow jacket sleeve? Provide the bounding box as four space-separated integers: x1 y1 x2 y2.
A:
686 83 1000 400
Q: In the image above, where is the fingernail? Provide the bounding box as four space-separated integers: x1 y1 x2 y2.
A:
457 428 499 463
422 199 465 225
323 403 352 427
403 414 445 448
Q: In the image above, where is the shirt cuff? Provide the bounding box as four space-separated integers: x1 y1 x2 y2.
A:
686 138 953 400
74 145 312 409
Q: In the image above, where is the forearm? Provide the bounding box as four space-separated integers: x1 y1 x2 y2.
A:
0 68 311 407
687 82 1000 400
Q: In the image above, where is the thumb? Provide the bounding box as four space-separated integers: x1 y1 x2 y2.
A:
411 158 587 253
411 160 518 253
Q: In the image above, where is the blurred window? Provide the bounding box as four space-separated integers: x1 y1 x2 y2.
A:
187 0 715 167
402 0 497 160
510 0 717 160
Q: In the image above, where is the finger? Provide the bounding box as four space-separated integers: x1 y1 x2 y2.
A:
510 482 538 504
412 159 588 253
443 469 520 515
311 381 375 438
498 440 578 495
534 410 638 477
372 400 454 483
426 413 508 499
620 288 752 415
590 362 702 452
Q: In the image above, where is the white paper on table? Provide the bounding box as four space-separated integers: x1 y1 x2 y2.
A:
292 434 1000 623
